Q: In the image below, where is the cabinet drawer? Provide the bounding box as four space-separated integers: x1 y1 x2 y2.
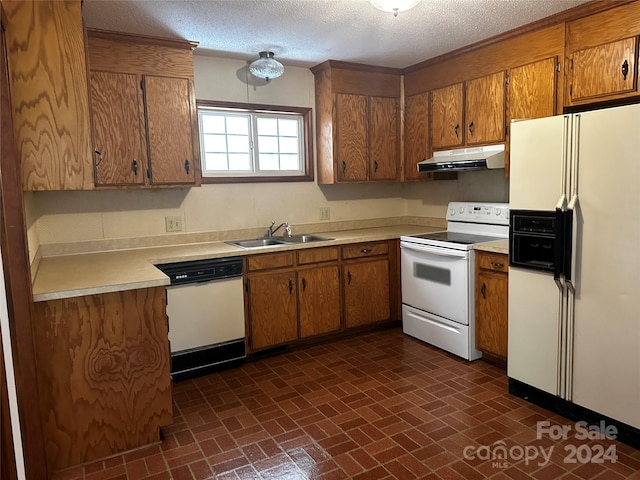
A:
297 247 339 265
246 252 294 272
477 252 508 273
342 242 388 260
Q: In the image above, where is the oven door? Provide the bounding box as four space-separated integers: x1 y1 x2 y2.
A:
401 241 470 325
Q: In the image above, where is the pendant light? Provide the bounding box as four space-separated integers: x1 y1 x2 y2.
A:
370 0 422 16
249 51 284 82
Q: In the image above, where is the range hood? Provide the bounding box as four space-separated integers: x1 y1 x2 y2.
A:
417 144 505 172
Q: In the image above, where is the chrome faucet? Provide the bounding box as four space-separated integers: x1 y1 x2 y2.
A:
265 221 292 237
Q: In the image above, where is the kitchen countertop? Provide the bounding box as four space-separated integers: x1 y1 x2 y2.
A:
32 225 439 302
474 239 509 255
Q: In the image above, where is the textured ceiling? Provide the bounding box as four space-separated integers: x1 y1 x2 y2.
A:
82 0 589 69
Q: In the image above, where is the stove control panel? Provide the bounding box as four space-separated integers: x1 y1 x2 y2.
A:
446 202 510 225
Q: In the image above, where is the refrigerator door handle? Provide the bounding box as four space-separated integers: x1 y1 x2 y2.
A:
554 276 567 398
564 195 577 282
554 196 566 280
564 280 576 402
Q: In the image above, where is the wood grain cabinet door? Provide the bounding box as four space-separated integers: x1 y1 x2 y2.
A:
368 96 399 181
570 37 637 103
475 253 509 359
298 265 341 338
431 83 464 149
90 71 147 186
465 71 506 145
144 75 197 185
343 259 390 328
248 272 298 350
404 92 430 181
335 93 368 182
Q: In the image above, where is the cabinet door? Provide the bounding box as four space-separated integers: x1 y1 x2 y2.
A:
476 269 508 359
571 37 637 103
90 71 147 186
144 76 198 185
248 272 298 350
299 265 341 338
508 58 557 122
343 259 390 328
431 83 464 149
466 72 505 145
404 92 430 181
4 0 93 191
335 93 368 181
369 96 399 181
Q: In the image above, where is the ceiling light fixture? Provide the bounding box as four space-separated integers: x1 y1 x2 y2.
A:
249 51 284 82
370 0 422 17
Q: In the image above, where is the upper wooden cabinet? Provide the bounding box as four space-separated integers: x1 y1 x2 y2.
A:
86 30 201 188
431 72 505 151
4 0 94 191
565 2 640 107
311 61 401 184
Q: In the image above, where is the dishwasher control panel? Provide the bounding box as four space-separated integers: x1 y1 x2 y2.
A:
156 256 243 285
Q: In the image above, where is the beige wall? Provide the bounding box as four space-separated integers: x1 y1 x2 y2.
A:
27 54 507 256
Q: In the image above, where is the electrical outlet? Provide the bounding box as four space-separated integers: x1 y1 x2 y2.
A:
165 216 183 232
319 207 331 221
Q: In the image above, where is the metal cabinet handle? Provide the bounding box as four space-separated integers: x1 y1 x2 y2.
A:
347 271 352 284
361 248 371 254
184 159 191 175
342 161 347 174
94 149 103 166
481 283 486 299
131 159 138 175
622 60 629 80
288 279 293 295
454 124 460 138
468 121 474 136
490 262 504 269
374 161 379 173
302 278 307 292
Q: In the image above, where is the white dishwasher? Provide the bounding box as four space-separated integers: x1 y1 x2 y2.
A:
156 257 245 381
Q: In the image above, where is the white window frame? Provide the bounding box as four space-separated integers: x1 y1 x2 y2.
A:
196 100 313 183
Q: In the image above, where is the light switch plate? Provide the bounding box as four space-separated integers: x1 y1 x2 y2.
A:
319 207 330 221
165 216 183 232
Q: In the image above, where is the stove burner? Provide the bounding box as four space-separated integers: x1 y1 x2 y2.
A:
409 231 504 245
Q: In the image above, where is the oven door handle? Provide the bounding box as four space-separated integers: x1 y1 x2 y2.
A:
400 242 468 259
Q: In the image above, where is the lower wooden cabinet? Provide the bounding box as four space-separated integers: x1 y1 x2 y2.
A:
31 287 172 472
475 251 509 362
245 241 397 352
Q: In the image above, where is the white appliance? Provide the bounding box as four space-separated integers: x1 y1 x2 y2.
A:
156 257 246 381
508 104 640 439
400 202 509 360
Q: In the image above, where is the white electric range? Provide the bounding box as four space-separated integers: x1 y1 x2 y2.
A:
400 202 509 360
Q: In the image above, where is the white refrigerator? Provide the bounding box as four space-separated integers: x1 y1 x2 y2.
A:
508 104 640 432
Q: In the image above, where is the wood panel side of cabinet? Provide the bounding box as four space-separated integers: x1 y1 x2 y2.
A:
403 92 432 181
248 272 298 350
368 96 399 181
343 258 390 328
335 93 368 182
314 69 336 184
4 0 93 191
32 287 172 472
298 265 341 338
465 72 506 145
431 83 464 150
145 76 199 185
90 71 148 186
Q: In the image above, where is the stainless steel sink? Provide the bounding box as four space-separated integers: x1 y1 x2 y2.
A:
227 238 287 249
227 234 333 249
278 234 333 244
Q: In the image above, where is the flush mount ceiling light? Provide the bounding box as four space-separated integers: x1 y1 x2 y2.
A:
370 0 422 16
249 51 284 82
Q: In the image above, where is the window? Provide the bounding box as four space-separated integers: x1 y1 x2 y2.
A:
197 100 313 183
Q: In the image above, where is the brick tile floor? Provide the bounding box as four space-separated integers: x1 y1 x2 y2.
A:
53 328 640 479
